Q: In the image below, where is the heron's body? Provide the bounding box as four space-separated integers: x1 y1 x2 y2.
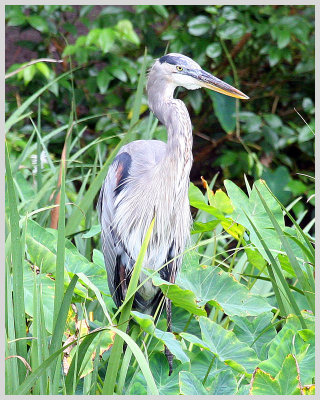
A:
98 53 248 316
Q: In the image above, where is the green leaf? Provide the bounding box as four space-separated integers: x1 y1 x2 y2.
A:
208 78 236 133
151 5 169 18
218 22 245 41
36 62 50 79
86 28 101 45
278 30 291 49
98 28 116 53
277 354 300 394
191 219 220 234
250 368 281 395
211 189 234 214
206 370 237 395
97 69 112 94
268 47 281 67
149 353 182 395
225 179 284 259
200 317 260 373
131 311 189 363
115 20 140 45
231 312 277 360
206 43 222 58
23 64 36 85
27 15 49 32
245 248 267 271
108 66 127 82
82 224 101 238
151 274 206 316
187 15 212 36
177 262 272 316
182 317 260 374
179 371 207 395
263 113 282 129
261 166 291 205
189 182 206 204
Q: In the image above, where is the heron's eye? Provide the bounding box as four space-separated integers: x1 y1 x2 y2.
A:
176 66 183 72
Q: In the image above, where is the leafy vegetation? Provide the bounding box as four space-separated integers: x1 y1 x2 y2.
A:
5 5 314 395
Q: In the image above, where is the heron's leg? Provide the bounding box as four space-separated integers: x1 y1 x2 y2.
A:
165 297 173 375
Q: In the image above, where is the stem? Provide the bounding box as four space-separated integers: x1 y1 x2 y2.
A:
202 355 216 386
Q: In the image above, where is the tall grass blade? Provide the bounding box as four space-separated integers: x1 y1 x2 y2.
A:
53 163 66 326
262 181 315 262
244 211 307 329
111 327 159 395
254 184 314 314
5 142 27 383
65 330 103 394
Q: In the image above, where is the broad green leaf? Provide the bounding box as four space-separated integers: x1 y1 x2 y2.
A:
206 370 237 395
189 182 206 204
199 317 260 373
179 371 207 395
277 354 300 394
149 353 182 395
245 248 267 271
191 219 220 234
225 179 284 259
211 189 234 214
297 329 314 345
231 312 277 360
131 311 189 363
151 275 206 316
177 263 272 316
250 368 281 395
181 318 260 374
25 220 108 296
261 166 291 205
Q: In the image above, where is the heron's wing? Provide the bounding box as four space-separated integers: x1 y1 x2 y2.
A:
98 140 167 309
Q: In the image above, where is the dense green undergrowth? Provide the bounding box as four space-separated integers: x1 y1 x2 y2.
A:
5 5 314 396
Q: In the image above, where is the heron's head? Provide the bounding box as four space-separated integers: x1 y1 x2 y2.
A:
149 53 249 100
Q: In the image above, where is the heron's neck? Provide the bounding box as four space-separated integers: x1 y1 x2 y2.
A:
147 80 193 176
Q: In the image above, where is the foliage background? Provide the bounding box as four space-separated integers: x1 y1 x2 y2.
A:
6 4 315 225
5 4 315 396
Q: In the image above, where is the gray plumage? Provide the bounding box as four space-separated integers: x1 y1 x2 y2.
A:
97 53 248 314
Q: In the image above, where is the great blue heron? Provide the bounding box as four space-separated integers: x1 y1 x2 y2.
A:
98 53 248 370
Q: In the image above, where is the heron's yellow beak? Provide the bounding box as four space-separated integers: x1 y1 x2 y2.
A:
197 69 249 100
